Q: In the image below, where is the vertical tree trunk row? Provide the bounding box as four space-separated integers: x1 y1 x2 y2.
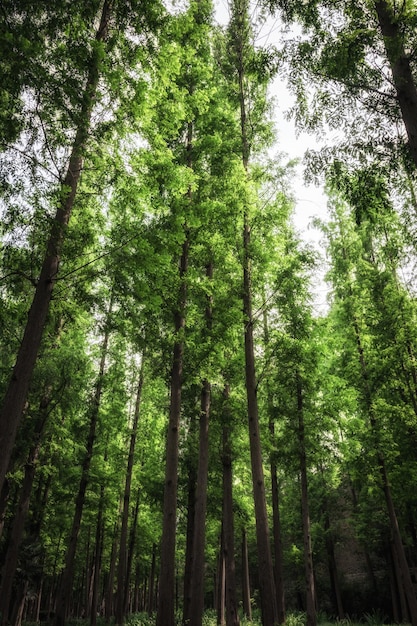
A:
54 295 113 626
296 371 316 626
115 361 145 625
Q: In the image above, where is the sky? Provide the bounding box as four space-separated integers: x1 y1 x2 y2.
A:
214 0 331 312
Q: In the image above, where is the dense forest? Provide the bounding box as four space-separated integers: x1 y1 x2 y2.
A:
1 1 417 626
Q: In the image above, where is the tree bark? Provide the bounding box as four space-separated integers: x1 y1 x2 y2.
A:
90 483 105 626
183 414 198 624
232 0 279 620
296 372 316 626
242 528 252 621
148 543 157 615
0 0 112 495
222 385 240 626
188 262 213 626
374 0 417 169
217 530 226 626
324 511 344 619
263 301 285 624
156 234 189 626
124 487 140 616
0 387 51 625
352 315 417 626
105 520 120 621
115 362 144 625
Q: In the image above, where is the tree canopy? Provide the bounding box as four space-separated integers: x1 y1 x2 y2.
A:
1 2 417 626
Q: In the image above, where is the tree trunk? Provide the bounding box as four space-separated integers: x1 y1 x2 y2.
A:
156 233 189 626
0 387 51 625
54 298 112 626
374 0 417 170
352 317 417 626
296 372 316 626
148 543 157 615
0 0 112 494
232 2 278 621
124 487 140 616
263 301 285 624
90 483 105 626
222 385 240 626
183 415 198 624
115 361 144 625
217 528 226 626
242 528 252 621
188 261 213 626
324 511 344 619
105 522 120 621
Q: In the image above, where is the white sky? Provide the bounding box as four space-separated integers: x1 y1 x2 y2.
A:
214 1 331 312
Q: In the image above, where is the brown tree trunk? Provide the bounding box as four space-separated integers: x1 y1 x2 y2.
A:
156 234 189 626
124 487 140 616
183 414 198 624
0 0 112 495
90 483 105 626
374 0 417 169
242 528 252 621
263 302 285 624
232 2 278 621
217 528 226 626
188 262 213 626
54 298 112 626
0 386 52 625
105 522 120 621
222 385 240 626
115 362 144 625
324 512 344 619
296 372 316 626
148 543 157 615
352 316 417 626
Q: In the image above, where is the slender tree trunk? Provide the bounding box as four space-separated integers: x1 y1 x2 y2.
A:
124 487 140 616
54 298 112 626
388 542 402 623
242 528 252 621
105 521 120 621
217 528 226 626
232 2 278 621
324 512 344 619
156 235 189 626
352 316 417 626
115 362 144 625
0 386 52 625
183 415 198 624
374 0 417 169
296 372 316 626
148 543 157 615
90 483 105 626
243 212 278 626
0 479 10 541
188 262 213 626
263 301 285 624
222 385 240 626
0 0 112 494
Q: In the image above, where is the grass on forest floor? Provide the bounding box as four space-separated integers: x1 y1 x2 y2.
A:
123 608 408 626
24 609 409 626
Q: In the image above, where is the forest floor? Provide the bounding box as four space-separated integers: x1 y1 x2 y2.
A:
104 610 408 626
24 611 405 626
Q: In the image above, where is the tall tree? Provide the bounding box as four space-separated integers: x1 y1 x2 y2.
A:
115 358 145 625
324 179 417 625
54 294 113 626
0 0 113 493
227 1 279 622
